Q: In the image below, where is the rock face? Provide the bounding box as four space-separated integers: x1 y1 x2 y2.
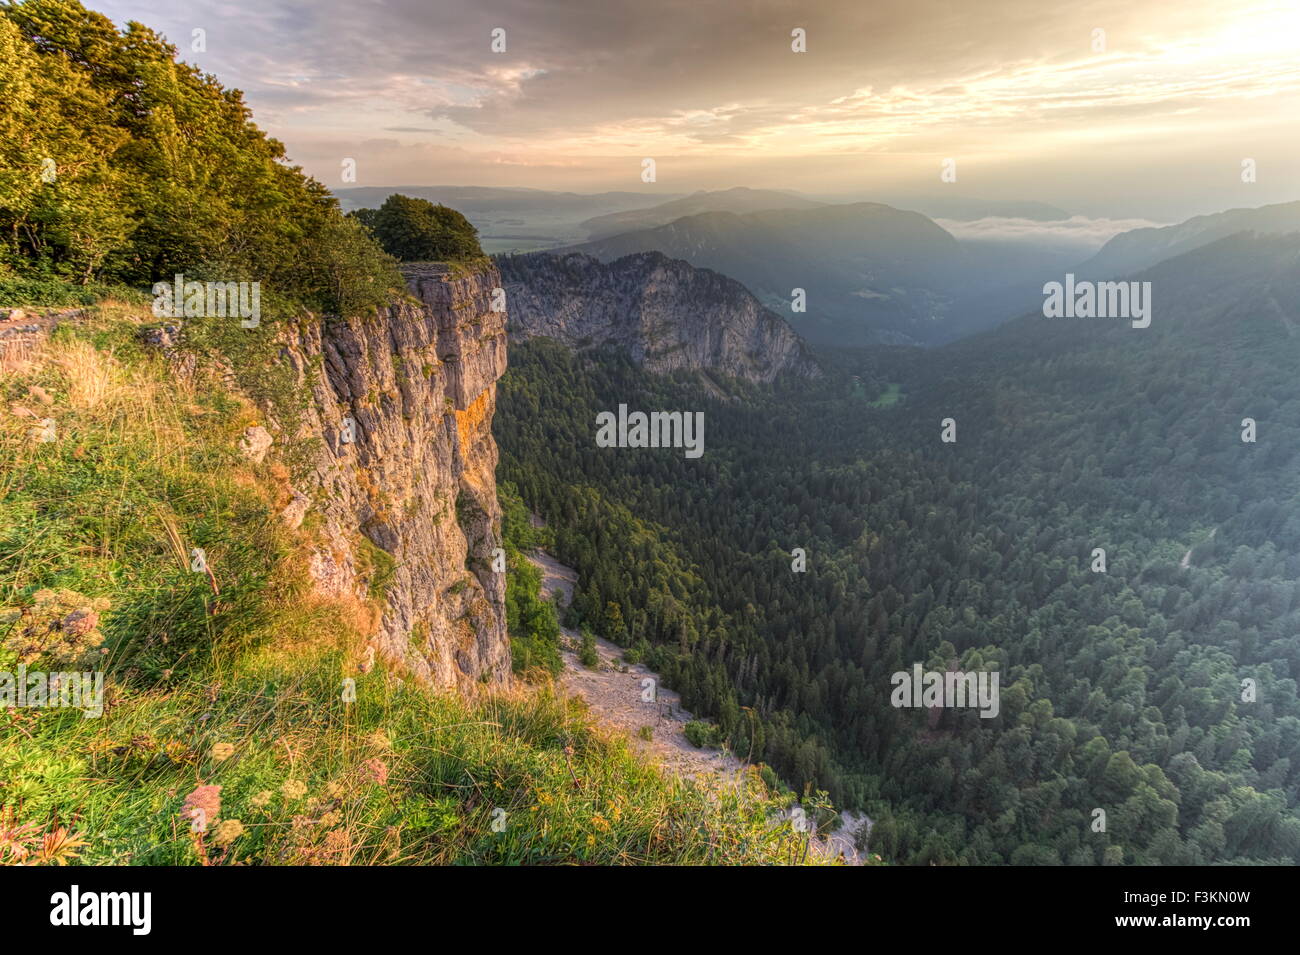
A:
278 262 510 691
496 251 820 383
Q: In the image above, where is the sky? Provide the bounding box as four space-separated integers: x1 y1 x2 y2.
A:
91 0 1300 219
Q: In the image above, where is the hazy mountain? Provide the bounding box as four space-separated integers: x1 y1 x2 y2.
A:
497 250 820 383
879 195 1071 222
942 200 1300 348
563 202 980 347
580 187 824 239
1077 200 1300 279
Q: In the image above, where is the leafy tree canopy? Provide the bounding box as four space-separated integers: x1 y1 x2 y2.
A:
349 195 485 264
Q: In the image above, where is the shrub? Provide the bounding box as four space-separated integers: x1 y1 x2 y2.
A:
579 627 599 669
683 720 723 749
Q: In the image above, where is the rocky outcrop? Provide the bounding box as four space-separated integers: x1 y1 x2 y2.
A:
496 251 820 383
277 263 510 691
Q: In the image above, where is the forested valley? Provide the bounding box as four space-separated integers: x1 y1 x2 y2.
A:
495 234 1300 865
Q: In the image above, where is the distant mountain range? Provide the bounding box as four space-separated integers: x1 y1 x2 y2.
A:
338 185 1300 350
579 187 824 239
333 186 682 253
560 196 1300 348
956 200 1300 340
1077 201 1300 279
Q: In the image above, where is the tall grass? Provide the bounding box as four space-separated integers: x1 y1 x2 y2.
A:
0 306 828 865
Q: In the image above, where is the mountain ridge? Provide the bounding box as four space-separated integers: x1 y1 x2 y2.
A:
560 202 968 347
497 250 821 383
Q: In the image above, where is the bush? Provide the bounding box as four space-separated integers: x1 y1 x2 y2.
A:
683 720 723 749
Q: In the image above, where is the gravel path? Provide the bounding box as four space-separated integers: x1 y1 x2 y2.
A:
527 545 871 863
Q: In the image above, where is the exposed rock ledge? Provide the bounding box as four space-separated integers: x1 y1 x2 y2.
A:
279 263 510 690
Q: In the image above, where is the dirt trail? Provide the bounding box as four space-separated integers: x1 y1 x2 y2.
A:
1180 527 1217 569
527 544 870 863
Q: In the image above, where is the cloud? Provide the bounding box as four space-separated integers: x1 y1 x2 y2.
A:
935 215 1167 252
88 0 1300 213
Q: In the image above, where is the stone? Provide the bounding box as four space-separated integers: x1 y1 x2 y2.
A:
238 425 273 463
280 488 311 530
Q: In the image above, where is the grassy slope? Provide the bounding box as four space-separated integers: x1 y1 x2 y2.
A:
0 302 822 865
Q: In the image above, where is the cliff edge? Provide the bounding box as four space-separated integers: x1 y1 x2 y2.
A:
281 262 509 690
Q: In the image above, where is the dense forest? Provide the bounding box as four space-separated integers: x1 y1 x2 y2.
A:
0 0 397 314
495 234 1300 864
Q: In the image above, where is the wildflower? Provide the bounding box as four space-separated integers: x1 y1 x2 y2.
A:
363 758 389 786
60 607 99 636
212 819 244 846
319 810 342 827
322 828 351 859
210 742 235 762
325 781 345 799
0 808 40 864
3 589 109 666
181 785 222 831
281 779 307 800
249 790 273 809
368 728 391 750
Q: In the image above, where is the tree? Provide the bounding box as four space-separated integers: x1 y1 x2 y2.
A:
352 195 484 263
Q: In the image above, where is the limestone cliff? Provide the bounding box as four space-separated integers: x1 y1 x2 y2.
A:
278 262 510 690
496 251 820 383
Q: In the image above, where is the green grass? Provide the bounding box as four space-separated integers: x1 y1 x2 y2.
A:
1 642 830 864
0 305 828 865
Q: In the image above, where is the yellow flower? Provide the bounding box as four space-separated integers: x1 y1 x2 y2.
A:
210 742 235 762
249 790 273 809
319 810 342 827
212 819 244 846
281 779 307 800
